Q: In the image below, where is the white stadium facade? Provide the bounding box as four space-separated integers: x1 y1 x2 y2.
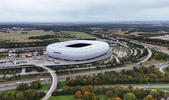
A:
46 40 109 61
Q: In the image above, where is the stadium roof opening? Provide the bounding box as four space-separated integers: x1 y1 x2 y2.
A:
66 43 91 48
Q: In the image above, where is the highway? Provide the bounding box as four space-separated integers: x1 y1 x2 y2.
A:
25 60 58 100
0 37 163 100
36 64 57 100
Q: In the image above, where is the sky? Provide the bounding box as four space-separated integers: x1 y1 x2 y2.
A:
0 0 169 22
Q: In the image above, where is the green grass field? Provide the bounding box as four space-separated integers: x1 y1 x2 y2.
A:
108 29 169 37
58 81 67 89
143 58 166 65
48 95 107 100
0 30 99 42
61 31 99 40
0 83 50 93
57 81 169 89
48 95 77 100
163 68 169 74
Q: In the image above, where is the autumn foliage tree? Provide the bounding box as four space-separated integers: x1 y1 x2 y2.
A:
31 80 41 89
75 91 82 99
84 91 90 96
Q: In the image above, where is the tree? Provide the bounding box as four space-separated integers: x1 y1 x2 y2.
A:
83 78 87 85
16 53 20 57
34 83 39 89
88 85 93 92
9 93 16 100
66 76 70 81
87 77 93 85
115 97 122 100
16 92 25 100
88 92 96 100
146 94 153 100
4 93 10 100
128 85 133 89
128 76 132 81
16 83 28 91
124 93 136 100
84 91 90 96
81 94 89 100
31 80 41 89
124 87 130 93
99 87 104 94
105 90 113 98
75 91 82 99
13 71 16 74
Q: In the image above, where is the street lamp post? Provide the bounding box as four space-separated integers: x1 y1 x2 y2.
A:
69 72 72 78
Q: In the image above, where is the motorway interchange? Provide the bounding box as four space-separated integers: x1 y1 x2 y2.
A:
0 37 169 100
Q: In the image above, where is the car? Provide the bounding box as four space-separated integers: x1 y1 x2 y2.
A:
54 61 60 64
16 81 21 84
40 78 44 81
37 57 42 60
166 62 169 64
47 59 52 61
33 57 37 59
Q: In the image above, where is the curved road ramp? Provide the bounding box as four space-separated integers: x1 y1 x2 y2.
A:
37 65 58 100
26 60 58 100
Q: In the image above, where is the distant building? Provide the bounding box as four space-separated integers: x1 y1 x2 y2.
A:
22 53 32 57
8 53 17 57
33 52 38 56
0 49 9 52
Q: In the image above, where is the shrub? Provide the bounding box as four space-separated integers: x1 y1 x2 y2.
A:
39 92 46 98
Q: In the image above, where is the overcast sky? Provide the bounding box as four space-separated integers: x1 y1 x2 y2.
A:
0 0 169 22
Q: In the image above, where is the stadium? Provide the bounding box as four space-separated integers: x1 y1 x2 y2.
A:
46 40 109 61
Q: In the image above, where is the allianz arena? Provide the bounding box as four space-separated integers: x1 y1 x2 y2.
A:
46 40 109 61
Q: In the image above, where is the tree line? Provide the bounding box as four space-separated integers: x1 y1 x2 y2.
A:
29 35 75 40
0 90 45 100
0 39 59 48
65 66 168 86
52 84 168 100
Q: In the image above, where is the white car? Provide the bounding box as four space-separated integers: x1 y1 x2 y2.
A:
40 78 44 81
54 61 60 64
16 81 21 84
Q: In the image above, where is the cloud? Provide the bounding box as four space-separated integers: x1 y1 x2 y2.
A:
0 0 169 22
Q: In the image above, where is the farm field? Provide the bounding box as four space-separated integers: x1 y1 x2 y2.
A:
108 29 169 37
0 30 99 42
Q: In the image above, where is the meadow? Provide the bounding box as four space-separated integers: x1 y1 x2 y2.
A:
0 30 99 42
